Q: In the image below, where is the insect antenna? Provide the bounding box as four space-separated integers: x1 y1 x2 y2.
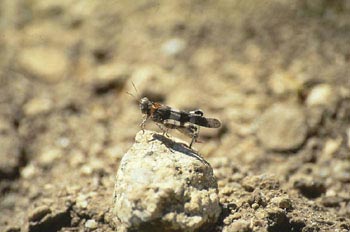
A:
126 81 141 103
131 81 140 97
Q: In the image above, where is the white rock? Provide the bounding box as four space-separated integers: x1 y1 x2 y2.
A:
113 130 221 232
161 38 186 56
306 84 336 107
76 194 88 209
80 165 93 176
85 219 98 229
21 164 37 179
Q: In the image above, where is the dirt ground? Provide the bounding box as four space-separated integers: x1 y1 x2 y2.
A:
0 0 350 231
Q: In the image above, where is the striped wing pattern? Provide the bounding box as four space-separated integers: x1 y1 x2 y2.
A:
165 108 221 128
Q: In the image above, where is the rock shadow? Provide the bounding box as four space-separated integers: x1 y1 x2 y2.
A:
151 133 211 167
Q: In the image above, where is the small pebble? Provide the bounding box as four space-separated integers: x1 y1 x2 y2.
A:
161 38 186 56
257 103 308 151
23 97 53 116
306 84 335 107
271 197 293 210
76 194 88 209
80 165 93 176
256 211 265 219
322 138 342 160
252 203 259 210
38 148 62 166
85 219 98 229
17 47 68 82
21 164 37 179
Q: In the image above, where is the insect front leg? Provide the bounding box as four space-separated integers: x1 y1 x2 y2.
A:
139 114 148 132
175 124 200 148
156 123 169 135
162 120 180 137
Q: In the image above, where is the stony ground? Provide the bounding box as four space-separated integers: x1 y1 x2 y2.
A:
0 0 349 231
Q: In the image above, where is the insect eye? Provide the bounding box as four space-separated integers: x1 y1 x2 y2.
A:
141 97 149 103
140 102 149 113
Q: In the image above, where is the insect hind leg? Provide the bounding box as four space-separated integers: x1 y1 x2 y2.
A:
189 135 196 148
189 126 200 148
162 119 200 148
175 124 200 148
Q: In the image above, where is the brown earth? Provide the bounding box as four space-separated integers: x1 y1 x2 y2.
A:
0 0 350 231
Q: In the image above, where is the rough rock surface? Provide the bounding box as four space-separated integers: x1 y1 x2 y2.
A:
256 103 308 151
113 130 221 232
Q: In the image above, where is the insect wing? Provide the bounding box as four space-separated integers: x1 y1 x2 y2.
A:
189 115 221 128
205 117 221 128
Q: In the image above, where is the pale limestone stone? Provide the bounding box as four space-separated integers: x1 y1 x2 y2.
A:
113 130 221 232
